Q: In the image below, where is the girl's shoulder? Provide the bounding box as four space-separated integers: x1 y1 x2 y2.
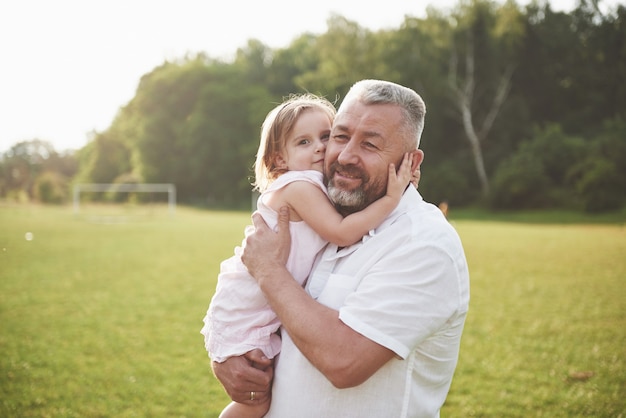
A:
269 170 326 194
261 171 327 222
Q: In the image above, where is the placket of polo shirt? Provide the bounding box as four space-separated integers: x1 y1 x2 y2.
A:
307 241 360 299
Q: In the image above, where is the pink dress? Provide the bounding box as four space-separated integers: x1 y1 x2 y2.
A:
201 170 329 362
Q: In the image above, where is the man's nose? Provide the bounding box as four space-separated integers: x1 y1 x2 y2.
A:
337 140 359 165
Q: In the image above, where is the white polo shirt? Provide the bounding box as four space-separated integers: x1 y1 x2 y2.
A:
265 186 470 418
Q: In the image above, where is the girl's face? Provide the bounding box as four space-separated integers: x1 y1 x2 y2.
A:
275 109 332 174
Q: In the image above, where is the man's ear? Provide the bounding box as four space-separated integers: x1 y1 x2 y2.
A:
411 149 424 172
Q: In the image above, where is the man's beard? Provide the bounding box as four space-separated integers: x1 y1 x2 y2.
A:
325 161 385 216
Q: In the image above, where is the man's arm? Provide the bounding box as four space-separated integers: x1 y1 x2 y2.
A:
242 207 395 388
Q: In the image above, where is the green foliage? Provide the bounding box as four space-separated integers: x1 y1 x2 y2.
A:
490 149 551 208
75 132 132 185
574 158 623 212
116 57 274 205
2 1 625 212
176 75 272 206
491 119 626 213
106 172 145 203
295 15 381 96
265 34 321 96
1 205 624 417
519 1 626 132
570 117 626 212
490 124 586 209
420 160 476 207
0 140 78 202
33 171 69 204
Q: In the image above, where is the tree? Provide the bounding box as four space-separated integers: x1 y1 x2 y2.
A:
176 71 272 205
491 124 587 209
27 2 621 211
295 15 382 97
570 118 626 212
519 1 626 134
447 0 524 196
75 132 132 185
111 56 273 205
265 33 320 96
0 139 76 201
34 171 69 204
116 57 217 200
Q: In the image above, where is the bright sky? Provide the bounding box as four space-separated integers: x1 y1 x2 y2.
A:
0 0 618 153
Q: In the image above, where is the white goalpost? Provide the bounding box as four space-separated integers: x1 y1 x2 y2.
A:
73 183 176 215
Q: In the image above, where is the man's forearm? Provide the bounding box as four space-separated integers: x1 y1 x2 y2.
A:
241 208 394 386
256 263 394 388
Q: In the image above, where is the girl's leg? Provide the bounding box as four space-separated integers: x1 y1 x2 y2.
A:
219 399 270 418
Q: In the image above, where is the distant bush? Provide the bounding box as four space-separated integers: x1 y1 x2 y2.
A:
490 120 626 213
421 160 475 207
574 158 624 212
490 151 552 208
570 118 626 213
490 124 585 209
34 171 69 204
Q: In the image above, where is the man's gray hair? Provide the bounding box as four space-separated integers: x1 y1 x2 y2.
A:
339 79 426 148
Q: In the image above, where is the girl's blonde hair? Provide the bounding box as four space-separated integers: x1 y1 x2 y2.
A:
253 93 336 192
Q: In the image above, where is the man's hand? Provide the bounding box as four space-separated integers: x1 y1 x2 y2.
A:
242 206 291 279
211 349 274 404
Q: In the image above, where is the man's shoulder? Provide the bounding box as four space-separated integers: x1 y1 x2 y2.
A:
399 197 464 249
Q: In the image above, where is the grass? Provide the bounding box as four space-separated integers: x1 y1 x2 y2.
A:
1 204 624 417
448 206 626 224
446 221 625 417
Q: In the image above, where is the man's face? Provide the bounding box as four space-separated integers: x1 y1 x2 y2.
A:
324 100 408 215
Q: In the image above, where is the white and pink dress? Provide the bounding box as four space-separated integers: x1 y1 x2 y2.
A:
201 170 328 362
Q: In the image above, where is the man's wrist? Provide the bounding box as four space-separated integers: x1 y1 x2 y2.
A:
255 262 288 291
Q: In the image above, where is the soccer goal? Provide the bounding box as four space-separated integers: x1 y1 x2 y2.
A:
73 183 176 215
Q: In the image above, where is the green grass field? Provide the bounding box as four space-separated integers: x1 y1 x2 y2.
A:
1 204 624 417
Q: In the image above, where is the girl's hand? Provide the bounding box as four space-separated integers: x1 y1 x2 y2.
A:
385 153 413 200
411 166 421 189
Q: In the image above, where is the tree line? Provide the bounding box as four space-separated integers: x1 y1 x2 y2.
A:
2 0 625 212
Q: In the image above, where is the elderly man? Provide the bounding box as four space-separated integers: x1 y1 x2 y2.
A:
213 79 470 417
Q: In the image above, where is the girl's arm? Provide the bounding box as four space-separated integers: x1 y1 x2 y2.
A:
267 153 412 247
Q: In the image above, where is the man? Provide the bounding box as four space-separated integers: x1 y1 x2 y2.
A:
213 79 470 417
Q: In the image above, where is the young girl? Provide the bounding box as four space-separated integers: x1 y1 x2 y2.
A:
201 93 412 418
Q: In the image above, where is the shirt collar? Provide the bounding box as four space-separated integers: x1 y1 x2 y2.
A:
324 185 422 259
367 185 421 237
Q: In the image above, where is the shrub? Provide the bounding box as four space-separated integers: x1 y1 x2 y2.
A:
490 124 586 210
420 160 476 207
34 171 69 204
573 157 624 213
569 118 626 213
490 150 553 209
